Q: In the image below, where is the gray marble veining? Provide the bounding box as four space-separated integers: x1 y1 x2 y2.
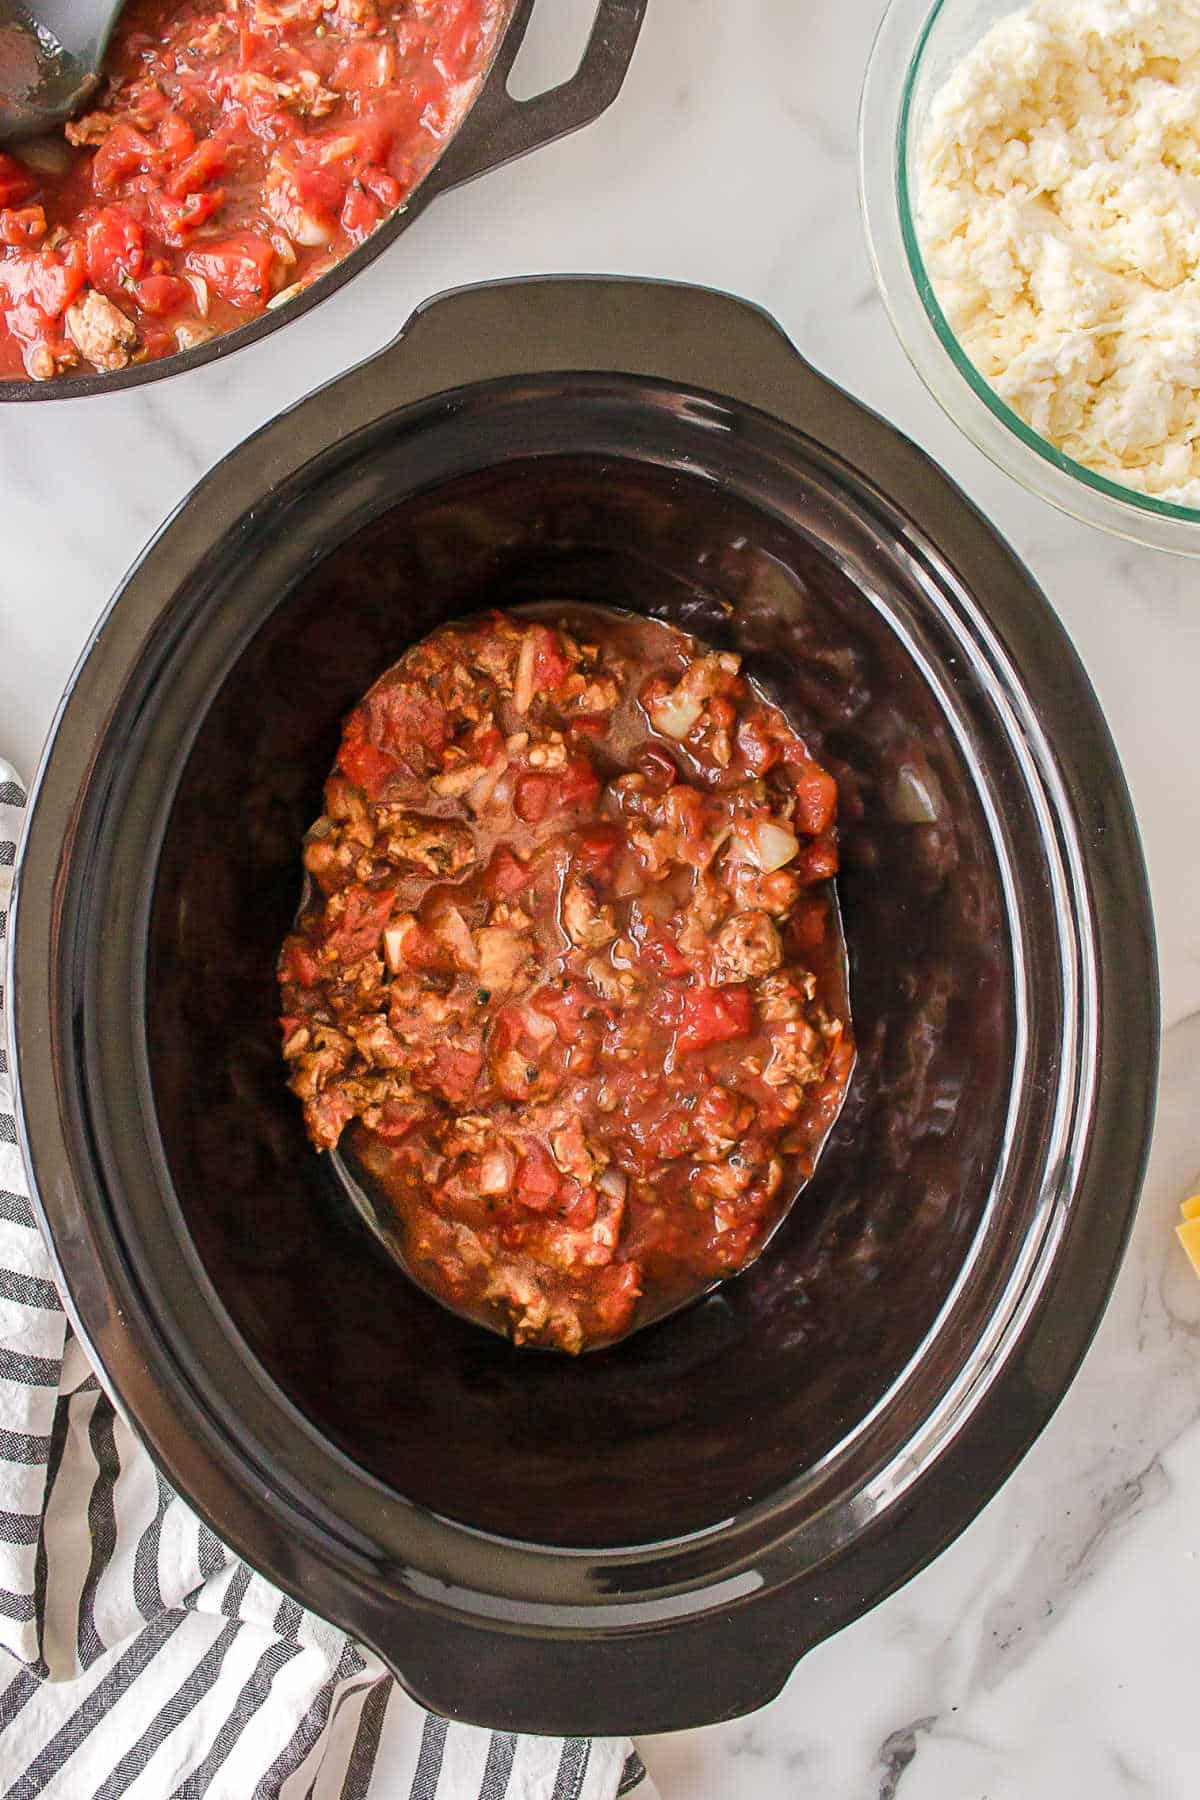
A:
1 2 1196 1792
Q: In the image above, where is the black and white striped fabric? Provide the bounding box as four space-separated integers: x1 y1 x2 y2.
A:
0 764 653 1800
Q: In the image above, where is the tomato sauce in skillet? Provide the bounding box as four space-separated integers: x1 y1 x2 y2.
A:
0 0 501 381
278 607 854 1351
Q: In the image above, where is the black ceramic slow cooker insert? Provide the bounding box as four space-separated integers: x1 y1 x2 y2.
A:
9 277 1158 1733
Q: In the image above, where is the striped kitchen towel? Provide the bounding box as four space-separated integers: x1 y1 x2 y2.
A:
0 763 653 1800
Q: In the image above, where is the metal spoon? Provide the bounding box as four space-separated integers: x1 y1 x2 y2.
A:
0 1 123 144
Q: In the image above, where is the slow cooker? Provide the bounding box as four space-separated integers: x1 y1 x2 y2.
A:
9 276 1158 1732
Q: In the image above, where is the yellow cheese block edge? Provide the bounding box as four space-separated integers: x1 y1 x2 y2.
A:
1177 1217 1200 1276
1181 1194 1200 1221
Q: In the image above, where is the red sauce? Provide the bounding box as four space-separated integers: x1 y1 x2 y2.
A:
278 607 854 1351
0 0 500 381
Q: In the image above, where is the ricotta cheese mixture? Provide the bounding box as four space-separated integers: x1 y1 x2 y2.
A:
916 0 1200 506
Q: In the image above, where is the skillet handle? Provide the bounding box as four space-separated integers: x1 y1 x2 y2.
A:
431 0 648 193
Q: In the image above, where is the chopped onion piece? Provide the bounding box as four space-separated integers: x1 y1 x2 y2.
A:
174 323 215 352
266 281 305 311
513 633 537 714
466 756 508 811
432 761 486 798
437 904 478 969
731 821 801 871
268 229 297 268
892 763 940 825
597 1167 627 1201
754 821 801 870
478 1147 514 1195
383 926 406 973
183 271 210 317
594 1167 627 1245
521 1006 558 1045
650 688 704 740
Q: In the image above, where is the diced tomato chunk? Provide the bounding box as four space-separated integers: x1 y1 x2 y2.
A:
85 207 145 292
157 113 197 169
332 43 397 93
531 979 596 1046
573 825 622 880
438 6 488 79
659 785 710 857
559 1179 597 1229
736 715 781 776
371 1098 431 1144
340 180 381 241
362 683 448 772
790 761 837 836
151 187 227 247
676 984 756 1055
337 729 400 799
132 273 192 317
358 164 402 209
515 1142 560 1211
325 885 393 960
278 937 321 988
0 154 37 209
0 243 85 319
0 206 46 247
592 1262 642 1335
484 846 532 902
426 1041 482 1104
795 835 839 884
289 152 351 218
514 757 601 824
632 912 690 978
469 722 505 765
185 230 274 307
395 921 446 971
168 138 228 199
91 124 156 194
792 896 828 952
530 625 570 691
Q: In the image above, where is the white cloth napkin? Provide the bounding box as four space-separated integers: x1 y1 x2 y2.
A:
0 762 653 1800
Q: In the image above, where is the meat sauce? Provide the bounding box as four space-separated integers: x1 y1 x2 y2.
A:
278 607 854 1351
0 0 500 381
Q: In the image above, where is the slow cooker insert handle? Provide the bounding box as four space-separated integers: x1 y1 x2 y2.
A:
357 275 867 454
428 0 649 193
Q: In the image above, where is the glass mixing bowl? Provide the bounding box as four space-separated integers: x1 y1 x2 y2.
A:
859 0 1200 556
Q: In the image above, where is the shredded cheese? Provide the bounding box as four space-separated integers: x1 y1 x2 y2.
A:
916 0 1200 507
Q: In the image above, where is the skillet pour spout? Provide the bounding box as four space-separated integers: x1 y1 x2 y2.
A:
9 277 1157 1733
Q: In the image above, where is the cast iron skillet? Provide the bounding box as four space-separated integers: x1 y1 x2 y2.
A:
0 0 647 401
9 278 1158 1733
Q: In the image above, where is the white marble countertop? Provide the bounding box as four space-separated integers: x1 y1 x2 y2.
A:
3 2 1198 1794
